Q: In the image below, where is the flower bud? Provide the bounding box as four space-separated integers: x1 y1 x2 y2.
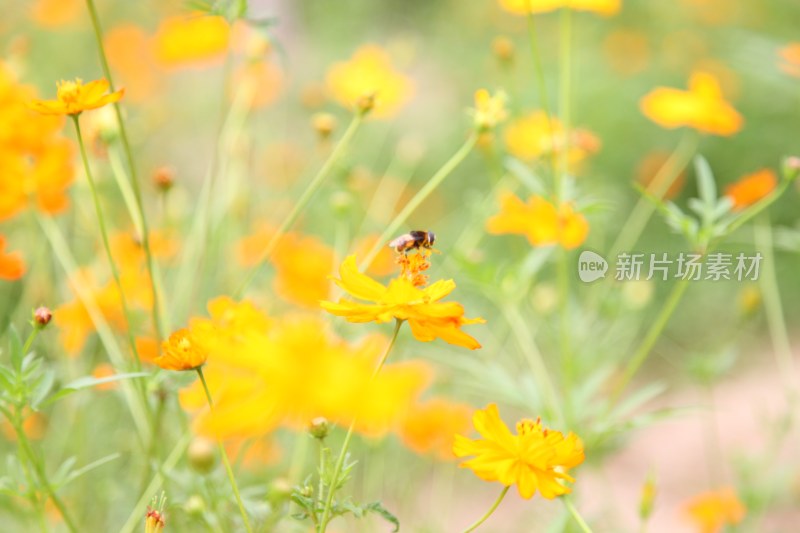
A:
639 473 657 522
153 166 175 193
783 156 800 182
309 417 330 440
187 437 216 473
183 494 205 516
356 93 376 115
267 477 293 505
33 307 52 328
492 36 515 64
312 112 337 140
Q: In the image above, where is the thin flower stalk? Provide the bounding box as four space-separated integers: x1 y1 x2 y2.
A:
564 496 593 533
525 5 558 179
461 486 509 533
71 116 144 373
236 111 365 297
196 367 254 533
318 319 404 532
84 0 164 340
357 133 478 271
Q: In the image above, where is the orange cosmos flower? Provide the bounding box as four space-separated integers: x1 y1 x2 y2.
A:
779 43 800 77
724 169 777 211
153 15 230 69
29 0 82 28
640 71 743 135
397 398 473 460
0 236 25 281
28 79 124 116
156 328 208 371
454 404 585 499
504 111 600 169
104 24 159 103
487 192 589 249
91 363 118 391
499 0 621 16
326 44 413 118
272 232 334 308
684 487 746 533
178 297 433 439
321 255 484 350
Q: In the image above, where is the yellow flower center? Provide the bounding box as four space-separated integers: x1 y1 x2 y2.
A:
397 249 433 287
177 336 192 352
56 79 83 104
516 417 544 436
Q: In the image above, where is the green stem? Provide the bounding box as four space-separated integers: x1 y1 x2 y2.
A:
20 327 40 362
13 414 79 533
196 367 253 533
613 279 691 400
525 6 558 180
460 485 510 533
318 319 404 532
357 134 477 271
236 112 364 298
755 216 798 391
608 132 698 258
71 116 143 373
563 496 593 533
84 0 164 341
557 7 572 200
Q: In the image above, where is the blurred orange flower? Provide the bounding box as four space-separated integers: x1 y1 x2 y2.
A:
724 169 777 211
0 64 75 220
326 44 413 118
232 60 283 110
272 233 334 308
778 43 800 77
640 71 743 136
156 328 208 371
454 404 585 499
29 79 124 116
0 236 25 281
321 255 484 350
397 398 472 460
499 0 621 16
104 24 159 103
636 150 687 200
1 409 46 441
178 297 433 439
684 487 746 533
487 192 589 249
504 111 600 169
91 363 118 391
29 0 81 28
153 15 230 69
352 234 396 277
55 275 127 355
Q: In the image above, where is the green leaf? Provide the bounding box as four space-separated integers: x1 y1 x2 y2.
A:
60 453 121 488
364 502 400 532
42 372 149 406
8 326 23 374
30 369 55 410
694 155 717 209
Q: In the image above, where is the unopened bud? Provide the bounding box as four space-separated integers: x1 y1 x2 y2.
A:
33 307 52 328
492 36 515 64
183 494 205 516
267 477 293 504
638 473 657 522
783 156 800 181
299 485 313 498
153 166 175 193
356 93 376 115
187 437 216 473
330 191 354 217
312 113 337 140
309 417 330 440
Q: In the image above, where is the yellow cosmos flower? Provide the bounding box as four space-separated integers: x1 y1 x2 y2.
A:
504 111 600 169
398 398 473 460
684 487 746 533
156 328 208 371
487 191 589 249
320 255 484 350
153 15 230 69
28 78 124 116
326 44 413 118
453 404 585 499
472 89 508 132
639 71 743 136
499 0 621 16
724 169 777 211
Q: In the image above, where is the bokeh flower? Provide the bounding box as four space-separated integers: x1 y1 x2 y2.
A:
487 192 589 249
778 43 800 77
178 297 434 439
454 404 585 499
156 328 208 371
104 24 159 103
504 111 600 169
29 79 124 116
499 0 621 16
271 233 334 308
0 236 25 281
153 14 230 69
397 398 473 460
29 0 82 28
321 255 484 349
472 89 508 132
724 169 777 211
684 487 746 533
636 150 688 200
326 44 413 118
640 71 743 135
